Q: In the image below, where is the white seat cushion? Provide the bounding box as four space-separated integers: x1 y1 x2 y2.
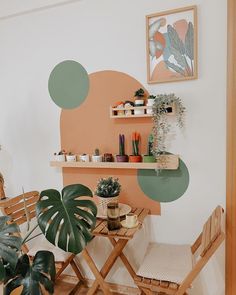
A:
28 236 72 262
137 243 193 284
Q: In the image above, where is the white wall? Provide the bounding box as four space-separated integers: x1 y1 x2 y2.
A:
0 0 226 294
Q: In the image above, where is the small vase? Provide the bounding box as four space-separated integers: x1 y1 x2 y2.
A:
79 154 90 162
142 155 156 163
98 196 119 215
134 99 145 115
129 155 142 162
103 153 113 162
116 155 129 162
146 99 155 115
66 155 77 162
54 154 65 162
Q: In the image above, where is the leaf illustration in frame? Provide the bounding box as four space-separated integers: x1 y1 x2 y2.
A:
167 25 185 55
165 60 185 76
185 22 194 60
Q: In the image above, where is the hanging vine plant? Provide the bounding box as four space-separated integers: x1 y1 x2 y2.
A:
152 93 186 158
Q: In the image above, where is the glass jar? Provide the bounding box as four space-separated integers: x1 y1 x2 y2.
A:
107 202 121 231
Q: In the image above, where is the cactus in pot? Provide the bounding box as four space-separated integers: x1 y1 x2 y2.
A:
92 148 103 162
116 134 128 162
143 134 156 163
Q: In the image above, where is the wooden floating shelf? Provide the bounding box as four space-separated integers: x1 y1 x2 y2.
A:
50 156 179 170
110 104 175 119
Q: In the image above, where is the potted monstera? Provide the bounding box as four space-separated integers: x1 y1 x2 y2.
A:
0 184 97 294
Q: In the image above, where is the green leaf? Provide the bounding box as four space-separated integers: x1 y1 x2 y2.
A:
169 46 187 69
0 261 6 282
167 25 185 55
164 60 185 76
4 251 55 295
0 216 21 274
36 184 97 254
185 22 194 60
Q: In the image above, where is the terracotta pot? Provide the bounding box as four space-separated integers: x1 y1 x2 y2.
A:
142 155 156 163
129 155 142 162
116 155 129 162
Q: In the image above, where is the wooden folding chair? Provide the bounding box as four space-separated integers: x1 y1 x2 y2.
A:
134 206 225 295
0 191 85 291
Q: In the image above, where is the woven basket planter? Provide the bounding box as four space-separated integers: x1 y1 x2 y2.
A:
98 196 119 215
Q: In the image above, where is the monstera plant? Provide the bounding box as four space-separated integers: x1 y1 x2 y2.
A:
0 183 97 294
36 184 97 254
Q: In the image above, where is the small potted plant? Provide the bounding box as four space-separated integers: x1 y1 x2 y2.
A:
0 172 6 200
54 150 66 161
134 88 145 115
92 148 103 162
65 152 77 162
129 132 142 162
79 153 90 162
146 95 156 115
143 134 156 163
124 100 134 116
95 177 121 214
113 101 125 116
116 134 129 162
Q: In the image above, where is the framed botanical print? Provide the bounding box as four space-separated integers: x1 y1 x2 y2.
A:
146 6 198 84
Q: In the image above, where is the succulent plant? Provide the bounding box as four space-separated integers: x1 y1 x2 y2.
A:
147 134 154 156
134 88 145 98
95 177 121 198
132 132 141 156
119 134 126 156
94 148 100 156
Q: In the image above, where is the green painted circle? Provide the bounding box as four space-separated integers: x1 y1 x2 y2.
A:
137 158 190 203
48 60 89 109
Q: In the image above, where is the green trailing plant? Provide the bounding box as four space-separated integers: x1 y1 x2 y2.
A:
95 177 121 198
132 132 141 156
94 148 100 156
152 93 185 157
134 88 145 98
119 134 125 156
36 184 97 254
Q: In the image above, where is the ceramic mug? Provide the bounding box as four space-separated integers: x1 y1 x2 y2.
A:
126 213 138 227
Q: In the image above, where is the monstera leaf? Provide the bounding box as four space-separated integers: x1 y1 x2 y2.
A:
4 251 55 295
0 216 22 282
36 184 97 254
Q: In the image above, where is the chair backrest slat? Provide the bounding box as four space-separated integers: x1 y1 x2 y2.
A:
200 206 223 257
0 191 39 225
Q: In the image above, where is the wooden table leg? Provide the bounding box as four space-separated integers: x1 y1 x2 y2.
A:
88 239 128 294
82 248 112 295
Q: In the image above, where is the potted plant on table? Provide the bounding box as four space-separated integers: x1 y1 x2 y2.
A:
129 132 142 162
116 134 129 162
92 148 103 162
143 134 156 163
134 88 145 115
95 177 121 214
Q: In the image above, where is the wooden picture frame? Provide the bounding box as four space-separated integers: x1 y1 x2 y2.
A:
146 6 198 84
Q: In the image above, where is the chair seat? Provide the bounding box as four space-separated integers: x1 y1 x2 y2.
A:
28 236 72 262
137 243 193 285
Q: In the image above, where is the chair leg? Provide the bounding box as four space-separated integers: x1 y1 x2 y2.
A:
70 259 86 283
55 255 74 280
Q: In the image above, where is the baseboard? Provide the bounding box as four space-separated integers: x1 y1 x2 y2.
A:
59 274 140 294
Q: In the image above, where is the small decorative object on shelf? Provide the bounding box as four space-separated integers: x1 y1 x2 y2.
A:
134 88 145 115
124 100 134 116
146 95 156 115
107 202 121 231
129 132 142 162
0 172 6 200
66 152 77 162
116 134 129 162
152 93 185 162
113 101 125 116
79 153 90 162
54 150 66 161
95 177 121 214
92 148 103 162
143 133 156 163
103 153 113 162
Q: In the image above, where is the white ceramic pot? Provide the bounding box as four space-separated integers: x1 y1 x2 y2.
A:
91 155 103 162
146 99 155 114
54 154 65 162
66 155 77 162
79 154 90 162
134 99 145 115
